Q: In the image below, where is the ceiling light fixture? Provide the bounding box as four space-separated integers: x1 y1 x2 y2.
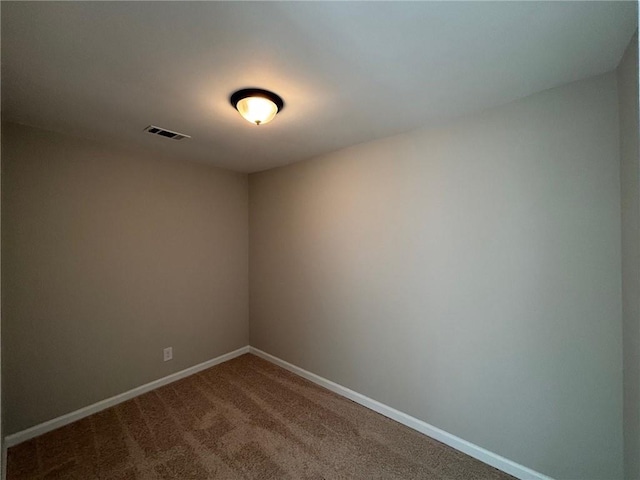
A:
230 88 284 126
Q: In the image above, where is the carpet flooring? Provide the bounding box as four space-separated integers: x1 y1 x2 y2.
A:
7 353 516 479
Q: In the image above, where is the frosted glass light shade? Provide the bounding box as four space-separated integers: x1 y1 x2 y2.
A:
236 96 278 125
230 88 285 126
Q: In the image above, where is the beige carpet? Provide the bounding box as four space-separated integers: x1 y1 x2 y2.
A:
7 354 515 479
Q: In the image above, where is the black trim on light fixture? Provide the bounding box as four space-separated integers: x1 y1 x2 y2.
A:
230 88 285 113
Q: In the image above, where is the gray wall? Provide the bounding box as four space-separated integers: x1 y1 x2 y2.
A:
2 122 249 435
249 73 623 479
619 31 640 480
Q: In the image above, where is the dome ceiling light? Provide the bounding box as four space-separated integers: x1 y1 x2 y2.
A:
230 88 284 126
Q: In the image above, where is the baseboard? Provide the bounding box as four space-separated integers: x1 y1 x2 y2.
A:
249 347 553 480
1 441 6 480
4 344 552 480
4 345 250 448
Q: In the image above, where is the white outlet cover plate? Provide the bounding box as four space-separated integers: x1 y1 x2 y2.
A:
163 347 173 361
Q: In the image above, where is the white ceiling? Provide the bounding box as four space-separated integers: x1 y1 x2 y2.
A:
2 1 637 173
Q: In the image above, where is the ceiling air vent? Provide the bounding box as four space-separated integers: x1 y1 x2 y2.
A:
144 125 191 141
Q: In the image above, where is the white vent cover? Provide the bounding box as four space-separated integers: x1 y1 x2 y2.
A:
144 125 191 141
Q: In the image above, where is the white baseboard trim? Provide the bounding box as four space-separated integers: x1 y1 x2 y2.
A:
4 346 250 448
4 345 552 480
249 347 553 480
1 441 6 480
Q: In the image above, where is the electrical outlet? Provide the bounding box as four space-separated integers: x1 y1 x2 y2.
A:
163 347 173 362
